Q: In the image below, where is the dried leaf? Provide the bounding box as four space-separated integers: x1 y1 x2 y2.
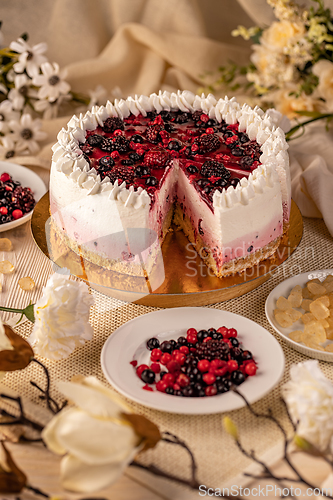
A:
0 442 27 493
121 413 161 451
0 325 34 371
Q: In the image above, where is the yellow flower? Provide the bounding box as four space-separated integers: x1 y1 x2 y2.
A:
262 20 306 51
266 85 318 119
312 60 333 111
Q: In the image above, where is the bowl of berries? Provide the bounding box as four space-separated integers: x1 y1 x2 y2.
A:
101 307 285 414
0 162 47 231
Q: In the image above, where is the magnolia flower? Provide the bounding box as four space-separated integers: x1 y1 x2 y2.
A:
7 74 36 111
10 38 47 77
32 62 71 102
42 376 140 492
0 136 17 160
9 113 47 155
0 100 20 134
282 360 333 451
29 274 94 360
0 318 14 380
312 60 333 111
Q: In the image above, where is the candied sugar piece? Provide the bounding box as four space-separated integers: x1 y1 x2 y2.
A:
304 340 325 351
309 299 330 320
275 311 294 328
304 321 326 343
320 318 330 329
301 312 316 324
284 308 303 323
301 332 315 344
323 275 333 284
0 238 12 251
301 299 312 312
276 296 291 311
289 330 303 342
315 295 330 308
288 286 303 308
328 294 333 307
302 287 312 299
325 344 333 352
18 277 35 291
307 282 327 295
324 281 333 293
0 260 14 274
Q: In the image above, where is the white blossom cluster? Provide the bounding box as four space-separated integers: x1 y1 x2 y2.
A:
0 27 108 159
232 0 333 118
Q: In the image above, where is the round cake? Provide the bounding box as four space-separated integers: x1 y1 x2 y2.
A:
50 91 291 282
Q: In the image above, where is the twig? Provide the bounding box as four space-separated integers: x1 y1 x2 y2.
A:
0 394 43 432
30 358 67 414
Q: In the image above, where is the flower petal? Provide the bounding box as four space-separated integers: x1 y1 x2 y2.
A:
48 409 138 465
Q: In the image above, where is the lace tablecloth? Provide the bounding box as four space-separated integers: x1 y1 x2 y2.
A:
1 165 333 498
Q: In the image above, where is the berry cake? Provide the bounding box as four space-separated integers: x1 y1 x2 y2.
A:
50 91 291 279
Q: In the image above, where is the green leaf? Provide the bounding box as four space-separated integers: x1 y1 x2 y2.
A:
294 110 325 117
23 304 35 323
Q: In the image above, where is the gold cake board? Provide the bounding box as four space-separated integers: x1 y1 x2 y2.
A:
31 193 303 307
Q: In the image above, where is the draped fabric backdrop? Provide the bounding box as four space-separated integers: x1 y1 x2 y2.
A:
1 0 333 236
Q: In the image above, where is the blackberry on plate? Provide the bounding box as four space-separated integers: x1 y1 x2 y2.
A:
100 137 113 152
201 160 231 180
103 117 124 133
111 135 130 153
192 133 220 153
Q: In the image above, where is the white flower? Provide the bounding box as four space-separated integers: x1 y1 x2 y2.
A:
32 62 71 102
42 376 140 492
0 100 20 134
282 360 333 451
34 94 71 120
88 84 107 109
0 317 14 380
29 274 94 360
312 60 333 111
7 74 36 111
0 136 17 160
9 38 47 77
9 113 47 155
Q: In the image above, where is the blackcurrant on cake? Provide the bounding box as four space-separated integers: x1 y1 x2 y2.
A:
50 91 291 279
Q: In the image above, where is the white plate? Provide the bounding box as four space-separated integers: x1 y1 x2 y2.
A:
0 162 47 232
265 269 333 362
101 307 285 414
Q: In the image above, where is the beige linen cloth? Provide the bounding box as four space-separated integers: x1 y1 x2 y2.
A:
2 0 333 236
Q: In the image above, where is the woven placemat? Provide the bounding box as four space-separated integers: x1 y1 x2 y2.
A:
2 216 333 492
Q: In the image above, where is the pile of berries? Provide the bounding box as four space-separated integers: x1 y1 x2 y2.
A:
132 326 257 397
0 172 36 224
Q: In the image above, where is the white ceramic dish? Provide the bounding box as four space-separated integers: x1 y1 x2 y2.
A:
101 307 285 414
0 162 47 232
265 269 333 362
